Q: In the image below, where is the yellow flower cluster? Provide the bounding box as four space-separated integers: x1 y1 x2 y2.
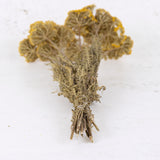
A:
19 21 75 62
111 43 120 48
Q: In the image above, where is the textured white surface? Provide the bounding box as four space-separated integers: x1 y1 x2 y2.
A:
0 0 160 159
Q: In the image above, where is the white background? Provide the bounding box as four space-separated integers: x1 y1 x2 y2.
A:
0 0 160 159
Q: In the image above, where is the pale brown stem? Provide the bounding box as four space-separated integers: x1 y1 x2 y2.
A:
103 46 122 56
46 38 74 66
70 106 99 142
78 26 82 50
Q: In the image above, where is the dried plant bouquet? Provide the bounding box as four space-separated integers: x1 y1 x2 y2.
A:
19 5 133 142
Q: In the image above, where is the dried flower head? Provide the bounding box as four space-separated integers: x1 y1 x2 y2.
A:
19 39 37 62
36 42 58 62
29 21 57 45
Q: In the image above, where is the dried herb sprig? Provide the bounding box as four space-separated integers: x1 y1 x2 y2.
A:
19 4 133 142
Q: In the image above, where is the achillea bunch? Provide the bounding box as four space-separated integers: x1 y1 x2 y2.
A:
19 4 133 142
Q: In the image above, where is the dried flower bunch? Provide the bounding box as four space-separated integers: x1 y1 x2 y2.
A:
19 4 133 142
